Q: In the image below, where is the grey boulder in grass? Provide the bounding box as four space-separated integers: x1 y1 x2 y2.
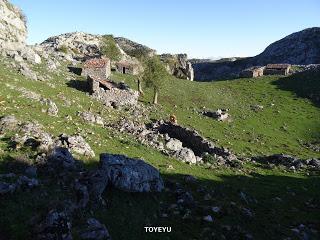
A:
100 153 164 192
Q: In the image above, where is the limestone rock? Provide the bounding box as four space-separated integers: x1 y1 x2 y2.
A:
0 115 19 132
165 138 183 151
57 134 95 158
19 63 38 80
100 153 164 192
174 148 197 164
77 111 104 126
46 99 59 116
160 53 194 80
0 0 27 45
203 109 230 121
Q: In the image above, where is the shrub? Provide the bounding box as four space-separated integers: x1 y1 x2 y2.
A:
58 45 69 54
101 35 121 61
202 153 218 164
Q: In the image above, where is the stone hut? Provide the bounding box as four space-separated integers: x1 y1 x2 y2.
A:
81 58 111 79
115 61 139 75
264 64 291 76
240 66 264 78
87 76 139 107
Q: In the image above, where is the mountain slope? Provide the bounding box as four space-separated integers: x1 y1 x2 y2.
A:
193 27 320 81
252 27 320 65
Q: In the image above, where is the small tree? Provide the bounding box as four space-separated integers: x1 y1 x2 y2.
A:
141 56 168 104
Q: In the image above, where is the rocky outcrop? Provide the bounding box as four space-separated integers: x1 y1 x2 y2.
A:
252 27 320 65
160 54 194 81
114 37 156 58
40 32 141 66
40 32 102 59
0 0 27 46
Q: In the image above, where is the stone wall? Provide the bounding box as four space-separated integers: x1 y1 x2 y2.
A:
87 77 139 107
158 122 232 157
82 66 110 80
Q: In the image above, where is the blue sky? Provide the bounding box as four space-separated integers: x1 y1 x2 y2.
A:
11 0 320 59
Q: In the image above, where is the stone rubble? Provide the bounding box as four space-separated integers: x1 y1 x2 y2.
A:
0 173 39 195
77 111 104 126
253 154 320 170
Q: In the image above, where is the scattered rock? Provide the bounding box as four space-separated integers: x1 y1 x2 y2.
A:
0 173 38 195
34 209 73 240
79 218 111 240
19 63 38 80
0 115 19 132
251 105 264 112
77 111 104 126
253 154 319 170
46 99 59 116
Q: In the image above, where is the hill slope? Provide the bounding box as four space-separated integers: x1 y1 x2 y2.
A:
193 27 320 81
0 52 319 239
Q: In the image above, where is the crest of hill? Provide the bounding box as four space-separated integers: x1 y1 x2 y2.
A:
252 27 320 65
114 37 157 58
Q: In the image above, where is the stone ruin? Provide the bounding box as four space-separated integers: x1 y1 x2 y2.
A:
157 122 236 161
114 60 140 75
88 76 139 107
78 57 139 107
264 64 291 76
81 57 111 79
240 66 264 78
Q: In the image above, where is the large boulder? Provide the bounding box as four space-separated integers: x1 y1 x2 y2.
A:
100 154 164 192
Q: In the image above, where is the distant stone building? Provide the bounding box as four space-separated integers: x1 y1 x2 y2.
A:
82 57 111 79
240 66 264 78
115 61 139 75
264 64 291 76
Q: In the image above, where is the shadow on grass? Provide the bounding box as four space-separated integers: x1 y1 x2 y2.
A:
272 70 320 108
0 153 319 240
66 79 89 93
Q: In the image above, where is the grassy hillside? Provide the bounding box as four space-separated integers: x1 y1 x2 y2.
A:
0 56 319 239
112 72 320 159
